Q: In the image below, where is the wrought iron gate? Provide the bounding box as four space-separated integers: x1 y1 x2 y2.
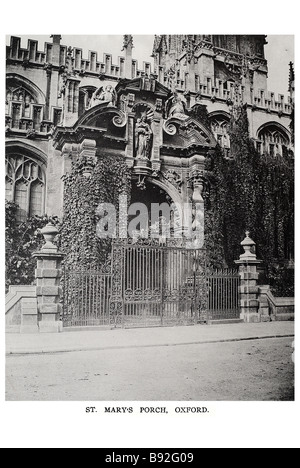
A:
62 240 240 328
109 239 207 328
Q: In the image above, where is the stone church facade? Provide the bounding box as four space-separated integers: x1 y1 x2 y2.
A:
6 35 294 226
5 35 295 331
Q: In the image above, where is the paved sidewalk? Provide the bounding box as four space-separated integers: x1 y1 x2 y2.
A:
6 321 294 355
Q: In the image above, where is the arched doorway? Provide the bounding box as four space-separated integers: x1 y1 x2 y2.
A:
112 175 201 328
130 178 175 240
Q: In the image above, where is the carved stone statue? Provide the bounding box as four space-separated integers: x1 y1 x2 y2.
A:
165 92 187 119
135 113 153 160
89 85 116 108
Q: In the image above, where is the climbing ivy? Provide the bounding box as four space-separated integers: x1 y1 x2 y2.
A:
203 105 294 296
60 153 131 270
5 200 60 292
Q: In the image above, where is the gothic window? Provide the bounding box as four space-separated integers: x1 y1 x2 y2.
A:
5 154 45 222
257 125 289 157
210 116 231 150
6 85 35 119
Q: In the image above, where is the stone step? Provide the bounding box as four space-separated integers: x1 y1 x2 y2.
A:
207 318 244 325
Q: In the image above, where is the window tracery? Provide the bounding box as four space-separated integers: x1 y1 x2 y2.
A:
210 116 231 150
257 126 289 156
5 154 45 222
6 85 36 119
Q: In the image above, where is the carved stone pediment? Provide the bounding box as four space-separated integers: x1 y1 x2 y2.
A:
77 103 126 128
53 104 127 150
163 116 216 153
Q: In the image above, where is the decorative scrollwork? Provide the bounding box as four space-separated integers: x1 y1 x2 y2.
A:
127 238 161 247
112 111 127 128
109 300 123 326
124 288 162 303
163 289 180 302
99 259 112 275
163 120 177 136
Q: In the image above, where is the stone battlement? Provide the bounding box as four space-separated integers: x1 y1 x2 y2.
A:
6 36 292 117
175 76 291 115
6 36 153 80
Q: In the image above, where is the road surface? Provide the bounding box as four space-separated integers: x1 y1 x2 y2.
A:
6 335 294 401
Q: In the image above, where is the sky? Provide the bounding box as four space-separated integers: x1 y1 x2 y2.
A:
6 34 294 98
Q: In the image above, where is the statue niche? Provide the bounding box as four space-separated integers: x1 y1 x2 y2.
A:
135 111 153 160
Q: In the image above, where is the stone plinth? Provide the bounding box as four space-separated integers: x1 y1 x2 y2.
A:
33 223 64 333
235 232 262 323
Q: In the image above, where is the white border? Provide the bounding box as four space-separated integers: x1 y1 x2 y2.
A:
1 0 299 449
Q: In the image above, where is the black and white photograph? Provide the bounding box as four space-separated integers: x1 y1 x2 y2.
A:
1 1 298 449
5 32 295 401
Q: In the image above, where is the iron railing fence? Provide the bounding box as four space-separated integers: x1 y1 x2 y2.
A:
62 241 240 328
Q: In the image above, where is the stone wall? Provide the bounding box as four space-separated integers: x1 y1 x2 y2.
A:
258 285 294 322
5 285 38 333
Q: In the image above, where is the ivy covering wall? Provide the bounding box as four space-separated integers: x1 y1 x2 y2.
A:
5 201 59 292
60 152 131 270
5 107 294 298
204 105 294 296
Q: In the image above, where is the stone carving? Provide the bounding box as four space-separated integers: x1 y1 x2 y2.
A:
136 175 147 191
183 35 196 64
26 128 37 139
58 66 70 98
22 59 30 69
128 93 135 107
89 85 116 108
122 35 134 50
135 112 153 160
188 169 205 203
163 169 183 193
155 98 163 112
165 92 187 119
43 62 53 76
163 119 177 136
152 169 160 178
164 66 176 91
141 75 156 92
112 110 127 128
